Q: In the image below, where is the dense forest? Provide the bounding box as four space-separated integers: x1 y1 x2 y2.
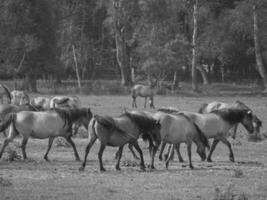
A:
0 0 266 92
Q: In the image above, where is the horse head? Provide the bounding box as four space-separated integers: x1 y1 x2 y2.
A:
241 110 254 134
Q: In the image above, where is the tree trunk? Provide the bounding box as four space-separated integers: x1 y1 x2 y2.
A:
197 65 209 85
72 45 82 92
253 2 267 92
113 0 132 86
191 0 199 92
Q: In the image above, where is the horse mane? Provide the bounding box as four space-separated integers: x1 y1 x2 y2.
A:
157 107 180 114
18 103 39 111
235 100 251 110
54 107 91 129
94 115 125 134
198 103 208 113
211 108 250 125
121 112 159 140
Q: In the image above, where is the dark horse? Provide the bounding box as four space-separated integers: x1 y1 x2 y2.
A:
0 107 92 161
79 111 161 172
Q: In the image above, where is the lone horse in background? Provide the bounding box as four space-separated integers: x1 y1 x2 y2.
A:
0 84 30 105
198 100 262 139
0 107 92 161
131 80 157 109
79 111 161 172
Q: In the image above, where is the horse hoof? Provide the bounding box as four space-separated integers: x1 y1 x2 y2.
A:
44 157 50 162
100 168 106 172
140 166 146 171
230 157 235 162
115 167 121 171
76 158 81 162
207 158 212 162
190 165 194 169
79 167 85 172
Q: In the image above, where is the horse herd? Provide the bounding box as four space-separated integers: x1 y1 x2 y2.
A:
0 84 263 172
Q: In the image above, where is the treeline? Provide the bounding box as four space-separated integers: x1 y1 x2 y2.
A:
0 0 266 92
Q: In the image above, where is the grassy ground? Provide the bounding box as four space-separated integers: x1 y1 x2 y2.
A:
0 95 267 200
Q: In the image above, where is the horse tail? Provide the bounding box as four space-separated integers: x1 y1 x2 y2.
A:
192 122 210 150
0 84 12 103
0 113 16 133
198 103 208 113
179 112 210 150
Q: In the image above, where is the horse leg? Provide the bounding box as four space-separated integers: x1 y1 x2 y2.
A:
165 144 174 169
175 143 184 163
144 97 147 108
65 136 80 161
159 142 166 161
79 136 97 171
131 141 145 170
21 137 29 160
0 127 17 159
220 137 235 162
232 125 238 139
132 97 135 108
186 142 194 169
164 144 174 161
44 137 55 161
150 140 159 169
98 142 106 172
207 139 220 162
0 137 14 159
115 145 124 170
150 97 155 109
128 143 139 160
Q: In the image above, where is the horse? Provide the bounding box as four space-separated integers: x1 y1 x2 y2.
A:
50 96 81 110
0 107 92 161
161 108 254 162
79 111 161 172
150 111 210 169
30 96 51 111
0 84 30 105
131 81 156 109
198 100 262 139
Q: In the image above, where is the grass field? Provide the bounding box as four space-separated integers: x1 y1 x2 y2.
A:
0 95 266 200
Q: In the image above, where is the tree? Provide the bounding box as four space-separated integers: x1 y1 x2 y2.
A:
252 0 267 91
192 0 199 91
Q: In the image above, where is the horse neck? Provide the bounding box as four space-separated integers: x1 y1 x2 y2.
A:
69 109 87 123
218 109 246 125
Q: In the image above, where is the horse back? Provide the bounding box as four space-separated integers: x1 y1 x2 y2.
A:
183 111 232 138
131 84 154 97
15 111 66 138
